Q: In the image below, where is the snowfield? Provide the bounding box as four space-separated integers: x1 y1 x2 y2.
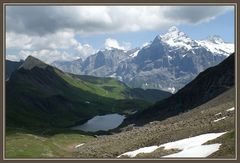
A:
215 112 222 116
213 117 226 123
117 146 159 158
75 143 84 148
117 132 226 158
226 107 235 112
162 144 221 158
197 39 234 56
129 50 140 58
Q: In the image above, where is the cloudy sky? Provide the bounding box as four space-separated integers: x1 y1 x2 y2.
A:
6 5 234 63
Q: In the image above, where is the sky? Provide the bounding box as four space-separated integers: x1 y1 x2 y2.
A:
6 5 235 63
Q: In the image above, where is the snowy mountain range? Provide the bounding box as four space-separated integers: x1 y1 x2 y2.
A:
52 26 234 93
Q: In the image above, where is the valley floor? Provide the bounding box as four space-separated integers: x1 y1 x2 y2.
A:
5 88 235 159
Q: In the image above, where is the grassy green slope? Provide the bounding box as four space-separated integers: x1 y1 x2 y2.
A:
55 71 129 100
63 74 172 102
6 61 151 130
6 128 94 158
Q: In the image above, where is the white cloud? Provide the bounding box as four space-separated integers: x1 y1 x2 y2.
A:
104 38 131 50
6 54 20 61
75 44 96 59
6 30 96 63
9 49 80 64
105 38 124 50
6 6 233 63
7 30 78 50
6 32 32 49
6 6 233 36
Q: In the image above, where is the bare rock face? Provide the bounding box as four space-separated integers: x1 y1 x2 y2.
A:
126 54 234 125
21 55 48 70
52 26 234 93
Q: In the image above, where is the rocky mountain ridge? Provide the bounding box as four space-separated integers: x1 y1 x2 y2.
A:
51 26 233 93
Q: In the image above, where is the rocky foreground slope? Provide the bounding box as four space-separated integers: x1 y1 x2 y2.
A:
73 87 235 158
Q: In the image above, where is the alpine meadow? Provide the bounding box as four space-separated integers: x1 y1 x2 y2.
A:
4 5 236 159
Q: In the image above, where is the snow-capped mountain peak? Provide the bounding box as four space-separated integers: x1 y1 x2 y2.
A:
161 26 189 41
197 36 234 56
151 26 233 56
159 26 194 50
206 35 224 44
52 25 234 93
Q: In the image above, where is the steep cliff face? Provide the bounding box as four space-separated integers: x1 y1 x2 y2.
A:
126 53 234 125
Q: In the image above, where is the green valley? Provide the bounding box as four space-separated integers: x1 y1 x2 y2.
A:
6 56 170 131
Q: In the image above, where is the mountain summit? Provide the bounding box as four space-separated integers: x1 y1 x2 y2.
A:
161 26 189 41
52 26 234 93
160 26 194 50
206 35 224 44
21 55 48 70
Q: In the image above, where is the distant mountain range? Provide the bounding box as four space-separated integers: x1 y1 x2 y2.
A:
52 26 234 93
6 56 171 129
125 53 234 125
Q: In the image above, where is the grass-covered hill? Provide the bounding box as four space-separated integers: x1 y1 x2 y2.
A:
6 56 171 131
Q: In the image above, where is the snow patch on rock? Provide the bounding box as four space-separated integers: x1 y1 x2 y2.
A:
117 132 226 158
